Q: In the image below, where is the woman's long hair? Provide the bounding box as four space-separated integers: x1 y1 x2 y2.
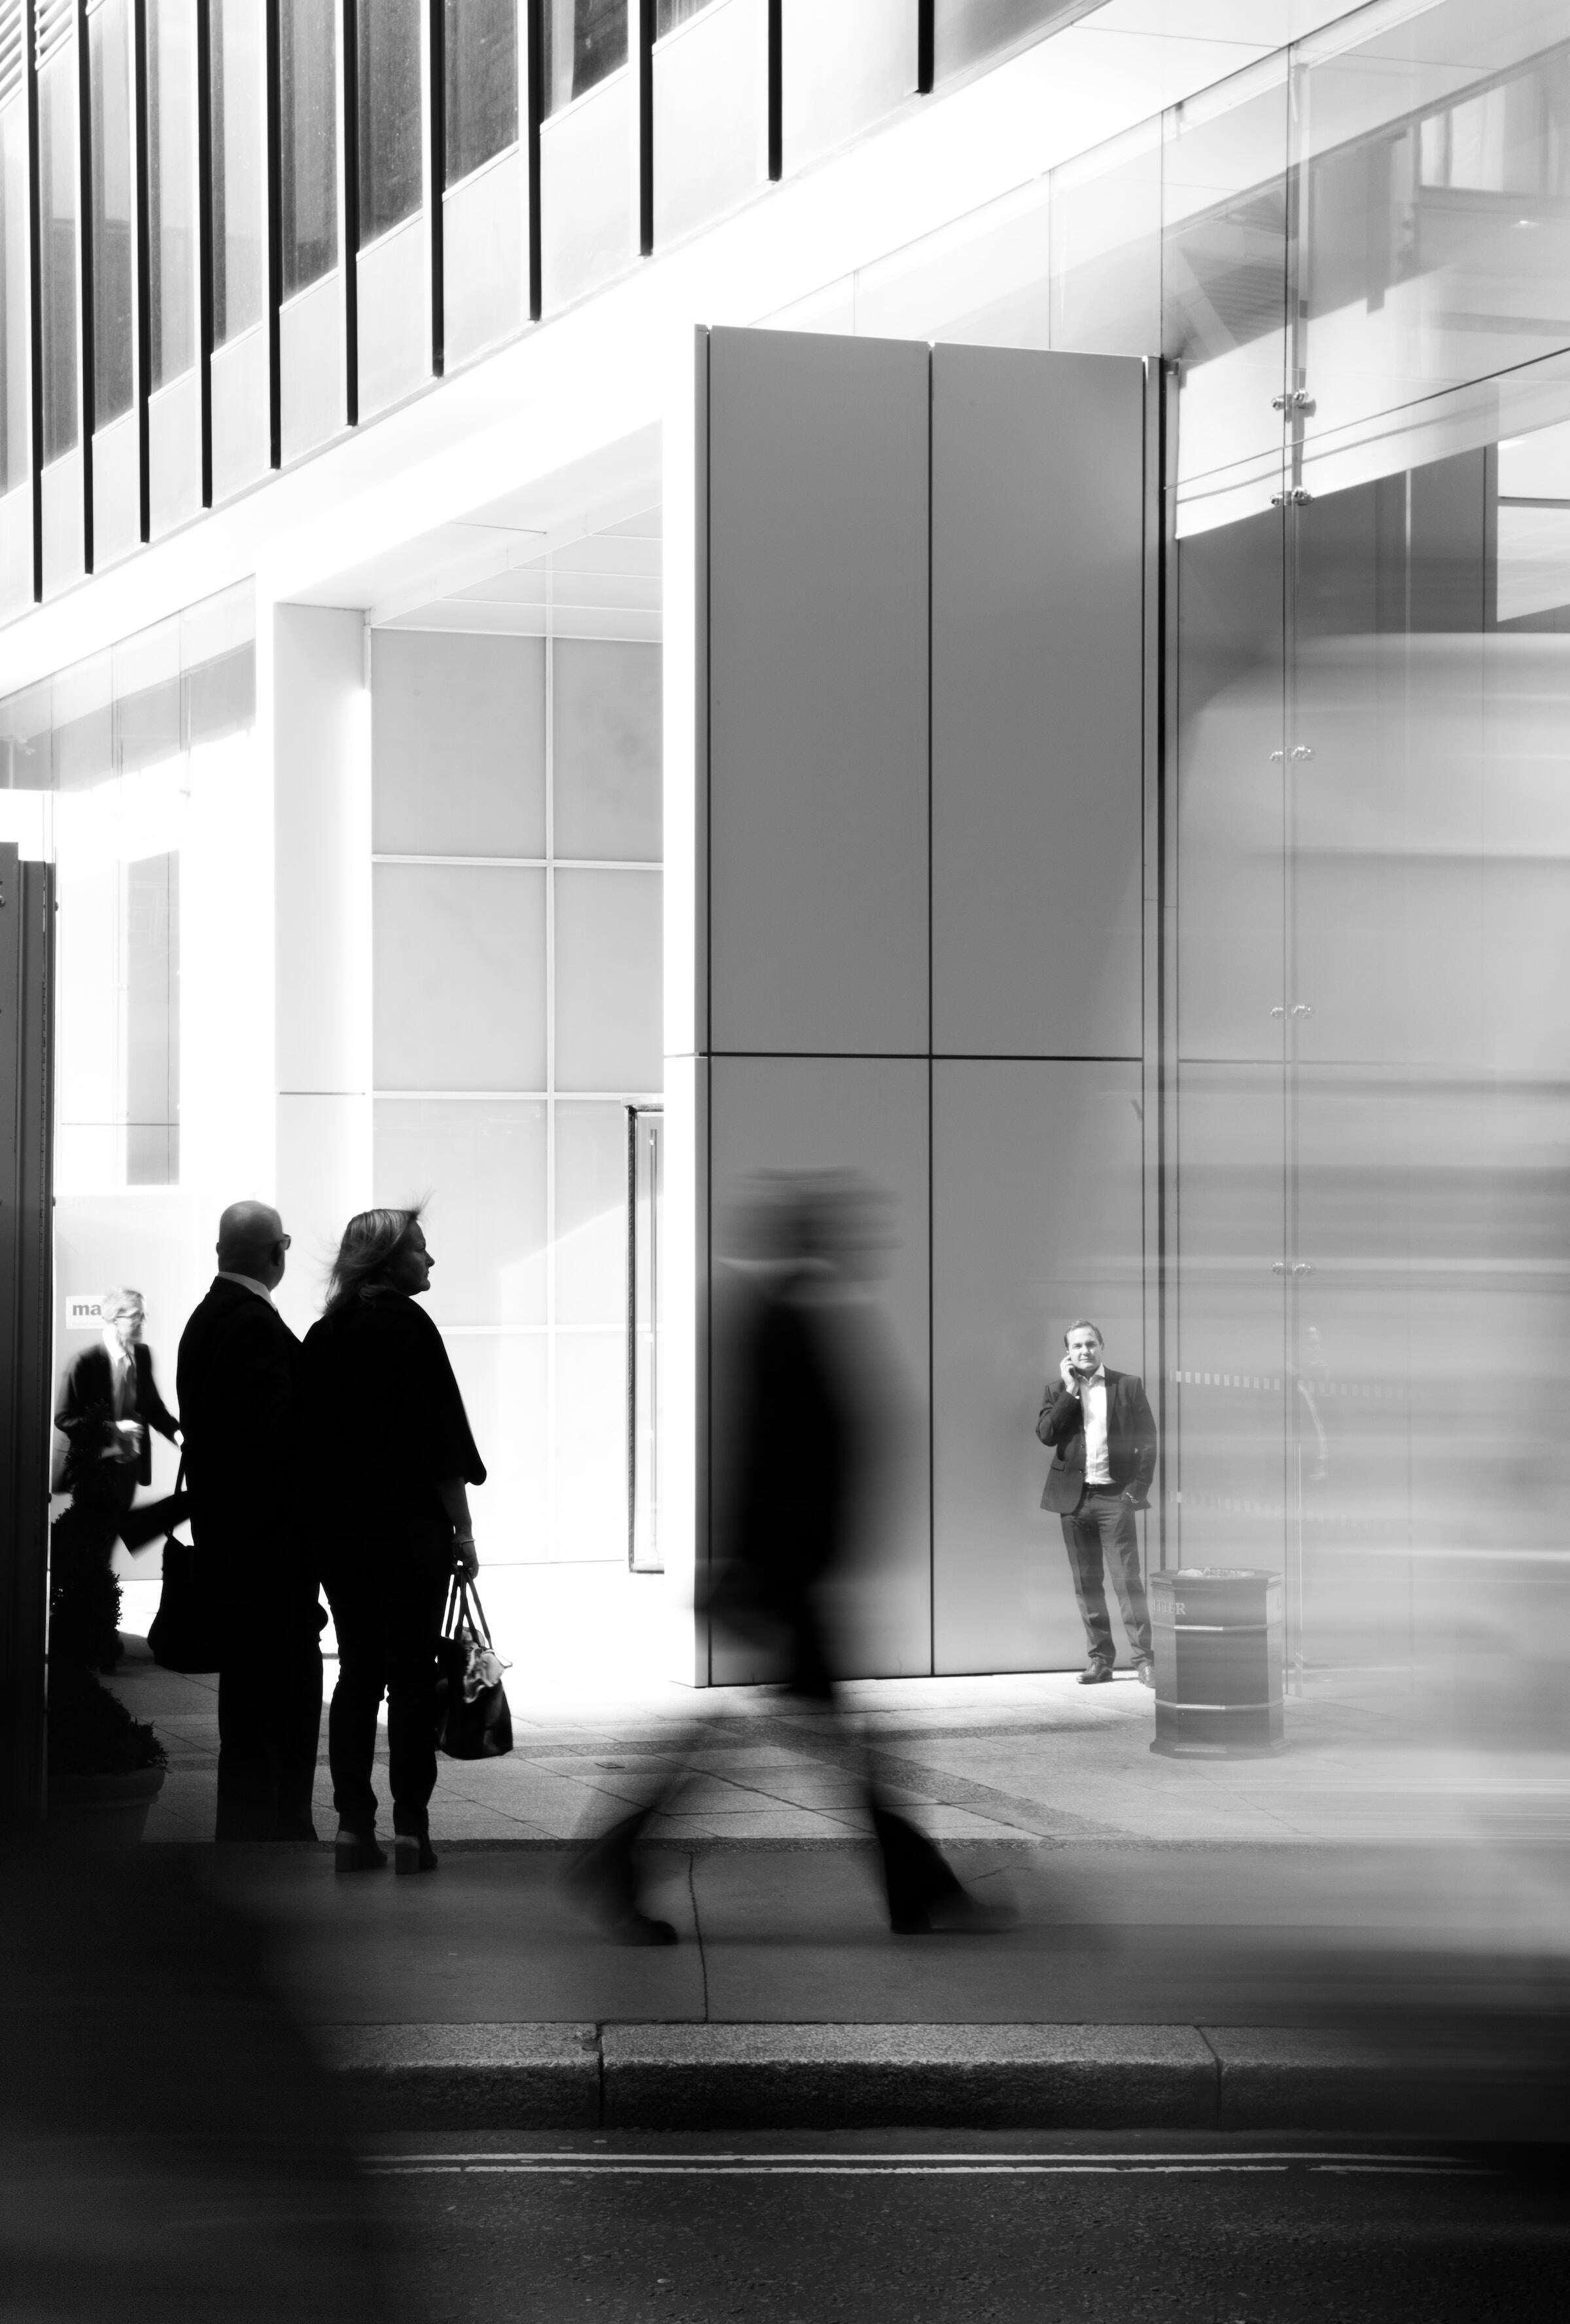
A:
323 1205 423 1319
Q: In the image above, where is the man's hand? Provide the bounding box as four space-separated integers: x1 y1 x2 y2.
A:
1059 1357 1081 1395
454 1534 480 1581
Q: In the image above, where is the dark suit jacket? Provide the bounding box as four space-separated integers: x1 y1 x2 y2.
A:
177 1281 313 1641
1037 1367 1157 1514
54 1341 179 1494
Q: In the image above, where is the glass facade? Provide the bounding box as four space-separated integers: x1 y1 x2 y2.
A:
543 0 628 116
147 0 198 389
281 0 339 296
357 0 423 243
444 0 517 188
37 32 79 461
0 80 27 493
210 0 267 346
88 0 135 430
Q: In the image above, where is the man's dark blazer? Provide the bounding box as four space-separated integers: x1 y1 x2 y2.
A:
1037 1367 1157 1515
177 1279 314 1641
54 1341 179 1494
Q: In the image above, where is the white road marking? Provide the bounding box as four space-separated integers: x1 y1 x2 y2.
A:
368 2155 1493 2180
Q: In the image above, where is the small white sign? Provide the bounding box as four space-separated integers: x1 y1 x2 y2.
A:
65 1296 103 1329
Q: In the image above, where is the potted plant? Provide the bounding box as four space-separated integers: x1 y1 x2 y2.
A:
46 1663 168 1846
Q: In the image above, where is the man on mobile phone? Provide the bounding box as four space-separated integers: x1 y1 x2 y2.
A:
1037 1320 1157 1686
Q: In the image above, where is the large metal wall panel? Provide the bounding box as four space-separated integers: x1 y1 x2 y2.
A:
932 1057 1146 1673
706 1053 932 1681
931 345 1145 1060
707 327 930 1057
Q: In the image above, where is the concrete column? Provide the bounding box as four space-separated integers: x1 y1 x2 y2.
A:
268 603 372 1337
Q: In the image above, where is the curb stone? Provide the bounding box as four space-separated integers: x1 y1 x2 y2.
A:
316 2021 1565 2134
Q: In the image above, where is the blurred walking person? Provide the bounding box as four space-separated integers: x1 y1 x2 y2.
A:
569 1173 1013 1942
52 1288 181 1670
1038 1321 1157 1685
300 1208 484 1876
178 1203 323 1840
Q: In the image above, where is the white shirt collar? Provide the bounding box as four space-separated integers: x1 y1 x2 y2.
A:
101 1325 131 1366
217 1270 277 1307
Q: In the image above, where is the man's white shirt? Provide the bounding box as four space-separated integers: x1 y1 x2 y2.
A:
217 1270 277 1307
1081 1364 1111 1485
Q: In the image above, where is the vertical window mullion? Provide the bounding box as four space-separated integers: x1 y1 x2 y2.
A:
25 0 42 595
426 0 440 374
193 0 209 501
340 0 355 423
131 0 147 533
636 0 650 256
263 0 277 465
75 0 91 567
524 0 538 319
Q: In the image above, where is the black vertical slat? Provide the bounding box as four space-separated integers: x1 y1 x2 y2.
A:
765 0 780 181
525 0 540 319
75 0 92 568
637 0 652 256
131 0 148 535
340 0 355 423
24 0 42 595
264 0 279 465
916 0 933 95
194 0 211 502
427 0 442 374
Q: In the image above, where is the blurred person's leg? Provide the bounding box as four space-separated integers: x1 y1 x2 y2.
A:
1060 1501 1116 1671
323 1566 387 1838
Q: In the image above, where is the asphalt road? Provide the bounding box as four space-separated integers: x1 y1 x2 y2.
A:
366 2131 1569 2323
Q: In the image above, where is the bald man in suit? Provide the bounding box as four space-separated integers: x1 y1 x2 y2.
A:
177 1202 323 1840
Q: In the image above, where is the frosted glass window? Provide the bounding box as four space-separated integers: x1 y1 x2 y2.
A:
375 1097 547 1322
374 862 546 1088
148 0 198 388
281 0 339 296
373 631 546 856
1 102 29 491
442 1329 548 1555
553 868 661 1092
551 639 661 862
211 0 267 345
38 48 78 461
445 0 517 188
358 0 423 244
934 0 1085 80
553 1331 625 1558
554 1101 627 1326
543 0 627 115
89 0 135 429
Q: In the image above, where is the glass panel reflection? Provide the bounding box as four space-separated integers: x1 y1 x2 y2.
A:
148 0 197 388
374 1096 548 1324
445 0 518 186
88 0 135 428
357 0 423 243
373 862 547 1090
38 44 78 460
211 0 266 345
281 0 340 296
543 0 627 114
551 637 661 862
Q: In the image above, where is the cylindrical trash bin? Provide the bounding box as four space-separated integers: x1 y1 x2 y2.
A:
1149 1568 1284 1758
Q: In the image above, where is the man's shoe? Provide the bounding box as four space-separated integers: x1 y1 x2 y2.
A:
1077 1663 1113 1685
1136 1659 1155 1688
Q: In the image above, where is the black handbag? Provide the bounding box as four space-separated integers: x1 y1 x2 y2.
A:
148 1461 223 1675
434 1574 513 1760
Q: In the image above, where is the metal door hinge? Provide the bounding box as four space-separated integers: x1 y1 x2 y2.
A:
1271 487 1314 506
1272 390 1316 414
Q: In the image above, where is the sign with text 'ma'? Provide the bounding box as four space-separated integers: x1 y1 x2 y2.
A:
65 1296 103 1329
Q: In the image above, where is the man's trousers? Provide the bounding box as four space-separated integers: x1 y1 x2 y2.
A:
1060 1483 1151 1668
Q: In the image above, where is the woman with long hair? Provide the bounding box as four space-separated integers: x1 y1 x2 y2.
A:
299 1206 485 1874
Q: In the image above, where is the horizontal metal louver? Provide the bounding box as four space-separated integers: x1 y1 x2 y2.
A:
0 1 23 108
35 0 74 73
